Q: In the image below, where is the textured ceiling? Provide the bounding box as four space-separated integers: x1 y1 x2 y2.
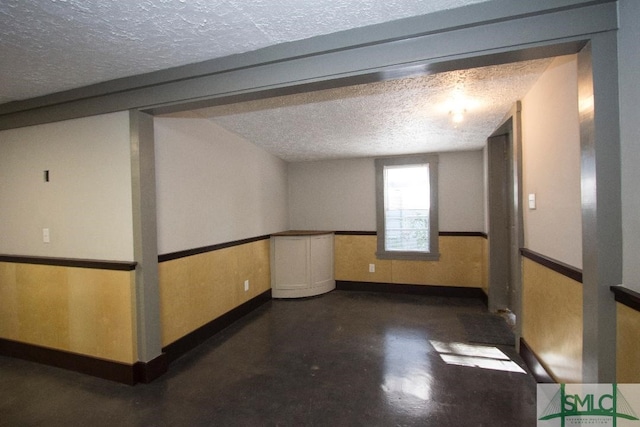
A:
169 58 552 162
1 0 553 162
0 0 490 104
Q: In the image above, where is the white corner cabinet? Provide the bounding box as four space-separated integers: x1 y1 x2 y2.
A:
270 231 335 298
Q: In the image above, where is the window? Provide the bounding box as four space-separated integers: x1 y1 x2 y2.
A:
375 155 439 260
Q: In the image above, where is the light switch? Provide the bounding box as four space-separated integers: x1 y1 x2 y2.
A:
528 193 536 210
43 228 50 243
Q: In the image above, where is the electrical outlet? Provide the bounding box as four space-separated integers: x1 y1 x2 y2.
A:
43 228 50 243
244 280 249 291
369 263 375 273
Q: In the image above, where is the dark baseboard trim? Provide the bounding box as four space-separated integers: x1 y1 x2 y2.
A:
611 285 640 312
440 231 487 238
336 280 486 299
159 235 271 262
162 289 272 364
520 248 582 283
480 289 488 307
334 231 377 236
0 338 146 385
519 338 555 383
334 231 487 238
0 255 136 271
133 353 169 384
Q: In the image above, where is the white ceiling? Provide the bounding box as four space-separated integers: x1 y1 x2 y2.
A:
164 58 551 161
0 0 554 162
0 0 490 103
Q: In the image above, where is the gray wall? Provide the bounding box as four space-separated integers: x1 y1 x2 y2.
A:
154 117 289 254
521 55 582 268
287 158 375 231
288 150 485 232
439 150 485 232
618 0 640 291
0 112 134 261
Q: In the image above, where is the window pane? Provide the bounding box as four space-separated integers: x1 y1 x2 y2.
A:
383 164 430 252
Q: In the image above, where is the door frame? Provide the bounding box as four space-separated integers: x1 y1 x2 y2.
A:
486 101 524 347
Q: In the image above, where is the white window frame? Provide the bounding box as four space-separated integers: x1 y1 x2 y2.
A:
375 154 439 261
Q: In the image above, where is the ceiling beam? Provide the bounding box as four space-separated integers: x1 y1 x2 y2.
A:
0 0 616 130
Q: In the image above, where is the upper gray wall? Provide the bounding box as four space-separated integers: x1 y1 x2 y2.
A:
521 55 582 268
439 150 485 232
154 117 289 254
288 151 485 232
0 112 134 261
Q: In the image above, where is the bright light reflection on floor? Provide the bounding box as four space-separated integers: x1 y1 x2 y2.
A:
382 374 431 401
382 329 433 408
430 340 526 374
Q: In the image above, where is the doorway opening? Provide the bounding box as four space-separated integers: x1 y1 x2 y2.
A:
487 103 523 343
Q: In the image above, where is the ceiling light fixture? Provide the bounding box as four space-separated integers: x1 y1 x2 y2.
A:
439 87 481 127
449 108 466 125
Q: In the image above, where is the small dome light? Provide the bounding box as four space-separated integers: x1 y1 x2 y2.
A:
449 108 466 124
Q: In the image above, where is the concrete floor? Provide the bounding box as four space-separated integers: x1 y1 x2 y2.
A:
0 291 537 426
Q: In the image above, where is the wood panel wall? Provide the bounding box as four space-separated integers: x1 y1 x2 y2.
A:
334 235 485 287
616 302 640 383
158 239 271 347
0 262 136 363
522 257 583 383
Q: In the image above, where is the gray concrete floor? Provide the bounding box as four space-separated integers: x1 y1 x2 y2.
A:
0 291 537 426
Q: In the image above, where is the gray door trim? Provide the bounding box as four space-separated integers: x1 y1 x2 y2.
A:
488 102 524 344
487 133 511 313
